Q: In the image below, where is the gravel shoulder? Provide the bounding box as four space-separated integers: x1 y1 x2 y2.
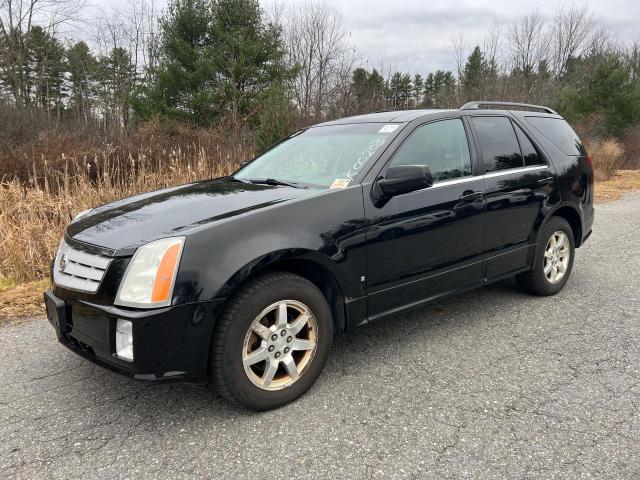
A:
1 194 639 480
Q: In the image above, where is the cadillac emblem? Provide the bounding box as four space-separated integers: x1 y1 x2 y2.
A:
58 254 68 273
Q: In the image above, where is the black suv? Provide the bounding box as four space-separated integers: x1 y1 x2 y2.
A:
45 101 594 410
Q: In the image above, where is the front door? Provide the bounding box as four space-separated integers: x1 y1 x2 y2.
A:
364 117 485 319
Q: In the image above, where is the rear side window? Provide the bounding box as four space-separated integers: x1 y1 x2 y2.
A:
471 116 523 172
525 116 584 156
513 123 543 166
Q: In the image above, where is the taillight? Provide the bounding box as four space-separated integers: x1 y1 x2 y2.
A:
586 155 594 184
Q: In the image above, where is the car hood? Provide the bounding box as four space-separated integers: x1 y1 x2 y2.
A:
66 179 316 254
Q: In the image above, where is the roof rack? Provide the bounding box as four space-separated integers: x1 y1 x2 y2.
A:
460 101 558 115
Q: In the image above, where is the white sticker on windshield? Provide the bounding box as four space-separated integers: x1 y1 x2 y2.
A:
379 124 399 133
329 178 351 190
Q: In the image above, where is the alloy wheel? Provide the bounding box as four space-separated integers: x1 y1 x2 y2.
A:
242 300 318 391
543 231 571 284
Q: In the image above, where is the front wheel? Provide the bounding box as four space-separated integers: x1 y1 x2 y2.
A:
209 271 333 410
517 216 575 296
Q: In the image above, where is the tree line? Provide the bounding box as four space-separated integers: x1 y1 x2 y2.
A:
1 0 640 151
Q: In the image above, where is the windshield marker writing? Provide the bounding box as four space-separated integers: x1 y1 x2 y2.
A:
343 137 387 182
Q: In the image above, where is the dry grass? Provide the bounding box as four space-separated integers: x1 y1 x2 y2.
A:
1 129 246 283
0 280 48 326
595 170 640 202
588 139 625 181
1 122 251 322
622 128 640 170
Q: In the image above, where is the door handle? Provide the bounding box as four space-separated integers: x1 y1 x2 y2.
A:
459 191 483 201
538 176 554 186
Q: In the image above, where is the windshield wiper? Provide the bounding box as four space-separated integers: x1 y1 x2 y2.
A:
245 178 308 189
226 175 252 184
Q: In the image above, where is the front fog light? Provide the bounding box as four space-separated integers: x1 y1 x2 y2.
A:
115 319 133 362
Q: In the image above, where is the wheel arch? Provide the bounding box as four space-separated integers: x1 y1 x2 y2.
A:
260 258 347 334
214 250 349 334
547 204 583 247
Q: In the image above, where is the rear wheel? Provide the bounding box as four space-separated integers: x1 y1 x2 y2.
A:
517 216 575 296
209 271 332 410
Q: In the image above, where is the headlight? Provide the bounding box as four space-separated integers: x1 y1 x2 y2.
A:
115 237 185 308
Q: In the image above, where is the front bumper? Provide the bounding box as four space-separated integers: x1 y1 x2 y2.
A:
44 289 224 383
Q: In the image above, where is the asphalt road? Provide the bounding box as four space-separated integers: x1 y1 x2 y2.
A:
2 194 640 480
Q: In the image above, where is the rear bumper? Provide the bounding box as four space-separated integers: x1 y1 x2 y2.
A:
581 206 594 246
44 289 224 383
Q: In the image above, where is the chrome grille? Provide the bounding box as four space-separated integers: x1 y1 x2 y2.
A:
53 240 111 293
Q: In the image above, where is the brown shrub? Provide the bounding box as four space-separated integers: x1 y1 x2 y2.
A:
621 126 640 170
587 138 625 182
0 129 249 282
571 115 604 142
0 118 255 182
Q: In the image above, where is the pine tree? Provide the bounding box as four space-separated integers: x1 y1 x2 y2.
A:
424 70 455 107
350 67 370 114
555 56 640 137
413 74 423 107
387 72 402 109
462 46 488 101
27 26 65 113
133 0 214 124
134 0 293 129
98 48 136 128
367 69 386 111
66 42 98 122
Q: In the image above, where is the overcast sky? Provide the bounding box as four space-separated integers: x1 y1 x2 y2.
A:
287 0 640 74
97 0 640 75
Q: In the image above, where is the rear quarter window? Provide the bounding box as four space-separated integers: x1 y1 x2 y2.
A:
525 116 585 156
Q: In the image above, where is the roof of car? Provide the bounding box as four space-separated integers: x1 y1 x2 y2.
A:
313 109 453 126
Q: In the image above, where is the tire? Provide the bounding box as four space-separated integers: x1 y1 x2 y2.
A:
209 271 333 411
517 216 575 296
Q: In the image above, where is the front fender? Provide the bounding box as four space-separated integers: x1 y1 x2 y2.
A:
171 186 368 305
216 248 356 299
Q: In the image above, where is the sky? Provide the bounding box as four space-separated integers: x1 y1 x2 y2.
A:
300 0 640 74
96 0 640 75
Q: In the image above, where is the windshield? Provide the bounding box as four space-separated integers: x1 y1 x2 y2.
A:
234 123 402 188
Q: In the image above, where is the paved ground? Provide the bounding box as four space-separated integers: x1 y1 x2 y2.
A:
1 195 639 480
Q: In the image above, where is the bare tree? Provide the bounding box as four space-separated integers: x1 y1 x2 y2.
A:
627 41 640 83
483 21 503 72
91 0 158 129
449 33 468 81
483 20 504 99
550 6 598 76
448 33 467 103
507 11 550 76
280 1 354 123
0 0 83 105
262 0 287 27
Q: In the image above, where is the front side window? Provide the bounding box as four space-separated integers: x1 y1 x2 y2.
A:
471 116 523 172
389 119 472 182
235 123 401 188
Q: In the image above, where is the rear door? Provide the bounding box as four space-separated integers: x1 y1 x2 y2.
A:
468 114 555 280
364 116 485 319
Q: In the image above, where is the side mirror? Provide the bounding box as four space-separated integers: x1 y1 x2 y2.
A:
373 164 433 205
